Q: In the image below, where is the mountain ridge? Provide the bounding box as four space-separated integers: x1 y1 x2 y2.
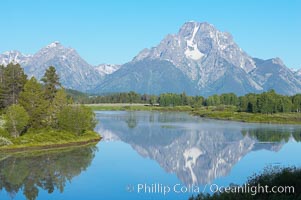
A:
0 42 119 91
95 21 301 96
0 21 300 96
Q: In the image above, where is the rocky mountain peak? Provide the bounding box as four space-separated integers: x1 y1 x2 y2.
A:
179 21 216 37
132 21 258 94
41 41 71 52
271 57 285 66
47 41 60 47
10 42 103 91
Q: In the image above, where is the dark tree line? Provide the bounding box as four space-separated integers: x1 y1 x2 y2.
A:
238 90 301 114
82 91 158 105
75 90 301 114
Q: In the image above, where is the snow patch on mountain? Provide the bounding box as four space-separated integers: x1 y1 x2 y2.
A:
46 41 61 48
184 24 204 60
0 50 32 66
95 64 121 76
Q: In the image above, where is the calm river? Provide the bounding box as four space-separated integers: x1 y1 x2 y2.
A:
1 111 301 200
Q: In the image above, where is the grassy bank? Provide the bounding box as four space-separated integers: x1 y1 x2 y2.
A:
88 104 301 124
0 129 101 153
192 106 301 124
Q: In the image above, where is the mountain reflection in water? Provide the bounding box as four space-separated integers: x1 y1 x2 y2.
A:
95 111 301 185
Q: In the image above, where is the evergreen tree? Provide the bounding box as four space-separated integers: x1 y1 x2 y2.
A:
19 77 48 128
205 95 221 106
220 93 238 105
41 66 60 102
192 96 204 108
292 94 301 112
2 63 27 107
47 89 68 128
246 93 258 113
0 85 4 110
258 90 278 114
0 65 5 109
277 96 292 112
128 91 140 104
180 92 188 105
238 96 248 112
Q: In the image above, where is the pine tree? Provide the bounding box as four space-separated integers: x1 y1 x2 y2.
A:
292 94 301 112
41 66 60 102
2 63 27 106
0 65 5 109
47 89 68 128
19 77 48 128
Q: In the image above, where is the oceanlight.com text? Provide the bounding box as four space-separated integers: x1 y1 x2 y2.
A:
209 183 294 196
126 183 295 196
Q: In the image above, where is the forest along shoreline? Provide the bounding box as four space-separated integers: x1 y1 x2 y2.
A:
85 94 301 125
0 64 101 153
66 83 301 125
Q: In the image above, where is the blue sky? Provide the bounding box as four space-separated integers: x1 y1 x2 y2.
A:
1 0 300 68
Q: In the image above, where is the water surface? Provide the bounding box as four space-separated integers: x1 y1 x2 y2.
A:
1 111 301 200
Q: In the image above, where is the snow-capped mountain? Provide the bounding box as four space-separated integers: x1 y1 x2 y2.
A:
95 64 121 76
1 22 300 95
0 42 105 91
94 21 301 96
0 50 32 66
134 22 256 76
23 41 104 91
132 22 261 95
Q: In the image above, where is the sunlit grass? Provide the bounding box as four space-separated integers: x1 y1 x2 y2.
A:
0 129 101 151
192 106 301 124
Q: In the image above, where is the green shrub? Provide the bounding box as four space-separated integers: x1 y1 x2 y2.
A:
0 127 10 138
58 105 96 135
4 104 29 138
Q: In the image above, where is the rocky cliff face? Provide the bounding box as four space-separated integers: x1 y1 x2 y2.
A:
251 58 301 94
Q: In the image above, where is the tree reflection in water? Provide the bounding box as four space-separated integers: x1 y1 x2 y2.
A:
0 145 97 200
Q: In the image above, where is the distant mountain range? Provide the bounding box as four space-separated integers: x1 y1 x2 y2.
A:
1 22 300 96
0 41 120 91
